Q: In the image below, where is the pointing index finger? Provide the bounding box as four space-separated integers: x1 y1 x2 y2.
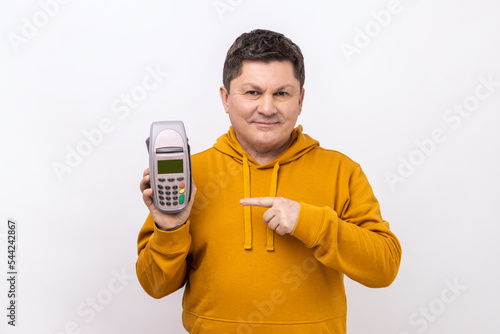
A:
240 197 276 208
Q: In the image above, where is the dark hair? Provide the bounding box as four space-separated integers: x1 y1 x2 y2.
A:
222 29 305 93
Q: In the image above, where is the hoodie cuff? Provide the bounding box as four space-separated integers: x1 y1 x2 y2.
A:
291 203 337 248
150 220 191 253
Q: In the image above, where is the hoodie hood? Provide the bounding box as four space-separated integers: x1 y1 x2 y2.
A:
213 125 319 168
213 125 319 251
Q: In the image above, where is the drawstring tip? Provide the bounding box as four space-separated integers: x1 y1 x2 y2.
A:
266 229 275 251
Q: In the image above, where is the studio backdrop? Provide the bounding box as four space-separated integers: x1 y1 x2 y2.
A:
1 1 499 333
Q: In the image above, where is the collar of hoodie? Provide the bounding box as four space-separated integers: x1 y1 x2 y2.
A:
213 125 319 250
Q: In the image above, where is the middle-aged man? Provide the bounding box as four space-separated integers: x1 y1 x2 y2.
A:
136 29 402 333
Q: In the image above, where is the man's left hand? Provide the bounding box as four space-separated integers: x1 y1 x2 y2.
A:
240 197 300 235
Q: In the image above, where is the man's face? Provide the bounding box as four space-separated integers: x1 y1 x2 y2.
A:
220 60 305 157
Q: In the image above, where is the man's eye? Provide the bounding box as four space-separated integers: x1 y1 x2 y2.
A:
247 91 258 95
276 91 288 96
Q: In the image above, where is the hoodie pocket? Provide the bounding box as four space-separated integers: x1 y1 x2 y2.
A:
320 316 346 333
190 317 203 333
321 322 331 333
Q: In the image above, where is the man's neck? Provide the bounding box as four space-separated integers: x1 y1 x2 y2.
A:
240 137 291 166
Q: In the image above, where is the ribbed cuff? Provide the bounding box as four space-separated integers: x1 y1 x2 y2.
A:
291 203 335 248
150 220 191 253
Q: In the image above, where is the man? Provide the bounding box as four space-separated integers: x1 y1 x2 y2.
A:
136 29 402 333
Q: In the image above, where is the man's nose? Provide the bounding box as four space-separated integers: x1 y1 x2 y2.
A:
257 93 277 115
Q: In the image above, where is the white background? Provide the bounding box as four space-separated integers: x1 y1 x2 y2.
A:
1 0 499 333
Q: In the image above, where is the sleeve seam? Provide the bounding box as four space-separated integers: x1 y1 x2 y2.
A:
150 235 191 254
149 222 191 253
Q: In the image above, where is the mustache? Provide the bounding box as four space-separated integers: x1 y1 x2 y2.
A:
250 115 282 123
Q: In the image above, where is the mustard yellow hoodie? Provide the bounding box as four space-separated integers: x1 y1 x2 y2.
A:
136 126 402 333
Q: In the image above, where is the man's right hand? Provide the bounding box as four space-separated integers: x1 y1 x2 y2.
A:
140 168 197 231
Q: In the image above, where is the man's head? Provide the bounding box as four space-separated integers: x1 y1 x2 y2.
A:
220 30 306 163
222 29 305 94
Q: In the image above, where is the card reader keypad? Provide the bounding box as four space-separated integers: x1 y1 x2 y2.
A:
157 177 186 208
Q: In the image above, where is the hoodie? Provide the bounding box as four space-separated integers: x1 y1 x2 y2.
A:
136 126 402 333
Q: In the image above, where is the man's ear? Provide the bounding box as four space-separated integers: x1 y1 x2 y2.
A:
298 88 305 115
219 86 230 114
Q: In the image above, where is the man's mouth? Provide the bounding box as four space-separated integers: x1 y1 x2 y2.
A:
253 120 279 126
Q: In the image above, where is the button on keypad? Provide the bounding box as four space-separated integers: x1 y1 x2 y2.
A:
156 176 187 210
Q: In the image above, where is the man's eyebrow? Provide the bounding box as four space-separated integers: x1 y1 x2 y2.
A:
240 83 296 91
274 84 295 91
240 82 263 90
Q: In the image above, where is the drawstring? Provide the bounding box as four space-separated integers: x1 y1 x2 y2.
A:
243 155 252 250
266 161 280 251
242 156 280 252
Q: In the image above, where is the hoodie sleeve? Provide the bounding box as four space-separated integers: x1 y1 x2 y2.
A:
290 165 402 288
136 214 191 298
